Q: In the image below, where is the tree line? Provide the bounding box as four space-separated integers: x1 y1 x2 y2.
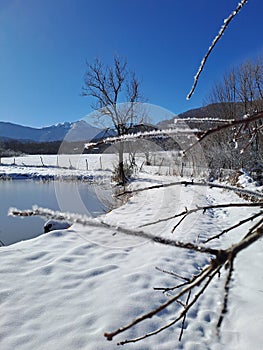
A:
199 58 263 177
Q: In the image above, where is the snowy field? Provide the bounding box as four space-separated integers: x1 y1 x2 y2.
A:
0 154 262 350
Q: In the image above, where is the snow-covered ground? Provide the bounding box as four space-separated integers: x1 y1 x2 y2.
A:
0 154 262 349
0 154 115 181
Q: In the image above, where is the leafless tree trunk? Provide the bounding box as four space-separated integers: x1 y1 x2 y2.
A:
82 55 145 184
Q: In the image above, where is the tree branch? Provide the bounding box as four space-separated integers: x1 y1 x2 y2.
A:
187 0 248 99
104 263 215 342
117 180 263 200
216 256 234 330
140 203 263 229
105 224 263 344
203 211 263 243
184 111 263 153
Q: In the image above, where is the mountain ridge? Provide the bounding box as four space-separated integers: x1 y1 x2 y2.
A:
0 120 102 142
1 103 241 143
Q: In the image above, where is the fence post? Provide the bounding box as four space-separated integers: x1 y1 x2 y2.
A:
180 162 184 177
40 156 44 167
158 158 164 175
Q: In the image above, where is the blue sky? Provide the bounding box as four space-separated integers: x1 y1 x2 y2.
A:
0 0 263 127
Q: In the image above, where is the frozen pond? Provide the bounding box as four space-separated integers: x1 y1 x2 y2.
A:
0 180 110 246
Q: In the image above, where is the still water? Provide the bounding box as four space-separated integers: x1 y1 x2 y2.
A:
0 180 109 246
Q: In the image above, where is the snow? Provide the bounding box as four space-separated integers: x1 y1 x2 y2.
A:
237 169 263 192
0 154 262 349
0 154 114 181
43 219 72 233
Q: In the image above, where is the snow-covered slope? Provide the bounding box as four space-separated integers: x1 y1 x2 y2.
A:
0 121 101 142
0 155 262 349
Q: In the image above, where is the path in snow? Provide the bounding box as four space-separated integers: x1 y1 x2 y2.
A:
0 156 262 349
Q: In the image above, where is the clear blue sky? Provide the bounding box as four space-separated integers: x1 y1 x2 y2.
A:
0 0 262 127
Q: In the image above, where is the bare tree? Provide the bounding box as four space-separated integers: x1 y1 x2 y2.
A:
207 68 238 119
207 58 263 169
82 55 145 184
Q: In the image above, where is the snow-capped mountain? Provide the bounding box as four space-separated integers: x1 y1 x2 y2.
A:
0 121 103 142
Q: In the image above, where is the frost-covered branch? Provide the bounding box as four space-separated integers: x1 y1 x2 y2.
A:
184 110 263 153
216 257 234 330
243 217 263 239
104 224 263 344
7 206 219 255
140 203 263 229
117 179 263 200
8 206 108 231
105 263 218 343
115 266 220 346
203 211 263 243
85 127 200 149
176 117 235 123
187 0 248 99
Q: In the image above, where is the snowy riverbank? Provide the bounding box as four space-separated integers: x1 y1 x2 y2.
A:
0 154 262 349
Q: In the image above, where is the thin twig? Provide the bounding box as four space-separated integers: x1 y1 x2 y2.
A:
216 257 234 330
105 264 215 342
155 266 190 281
242 217 263 239
228 224 263 258
171 214 188 233
154 266 206 293
154 280 190 293
140 203 263 229
179 290 191 341
117 179 263 199
204 211 263 243
114 265 221 345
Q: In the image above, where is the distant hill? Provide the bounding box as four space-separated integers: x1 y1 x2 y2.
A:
0 120 103 143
